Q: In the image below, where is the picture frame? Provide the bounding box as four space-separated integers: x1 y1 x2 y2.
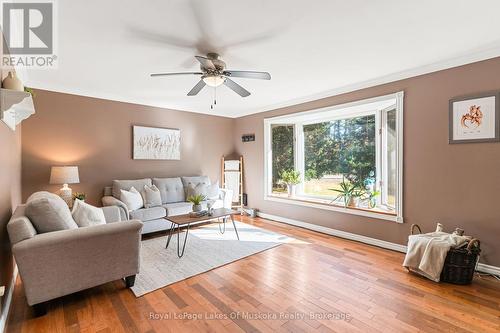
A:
449 91 500 144
133 125 181 160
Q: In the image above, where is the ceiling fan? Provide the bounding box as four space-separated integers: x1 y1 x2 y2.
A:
150 53 271 98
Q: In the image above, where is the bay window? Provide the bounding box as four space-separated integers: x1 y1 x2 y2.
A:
264 92 404 222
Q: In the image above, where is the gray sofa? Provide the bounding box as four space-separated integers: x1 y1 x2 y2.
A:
7 192 142 314
102 176 233 234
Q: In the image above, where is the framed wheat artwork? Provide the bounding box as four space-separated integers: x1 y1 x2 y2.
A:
133 125 181 160
449 92 500 144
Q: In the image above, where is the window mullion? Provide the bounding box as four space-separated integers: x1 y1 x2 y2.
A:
375 110 383 207
294 123 305 195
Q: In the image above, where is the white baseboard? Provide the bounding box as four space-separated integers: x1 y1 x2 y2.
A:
0 265 17 333
257 212 500 276
258 212 407 252
476 263 500 276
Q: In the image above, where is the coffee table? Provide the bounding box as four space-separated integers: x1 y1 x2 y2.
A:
164 208 240 258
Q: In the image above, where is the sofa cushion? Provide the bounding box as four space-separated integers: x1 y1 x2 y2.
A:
163 202 193 216
71 199 106 227
181 176 211 193
207 181 220 200
130 206 166 221
142 184 162 208
186 183 208 199
112 178 152 199
25 191 78 233
153 177 185 204
120 187 144 211
209 199 224 210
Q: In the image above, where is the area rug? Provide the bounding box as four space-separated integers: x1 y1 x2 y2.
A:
131 221 295 297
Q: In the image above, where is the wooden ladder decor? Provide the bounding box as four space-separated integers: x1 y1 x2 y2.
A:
221 156 244 213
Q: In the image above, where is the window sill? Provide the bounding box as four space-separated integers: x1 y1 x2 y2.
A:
265 194 402 223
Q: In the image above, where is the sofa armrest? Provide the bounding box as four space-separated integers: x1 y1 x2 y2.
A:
102 196 129 220
219 188 234 209
102 206 122 223
7 215 37 245
13 220 143 305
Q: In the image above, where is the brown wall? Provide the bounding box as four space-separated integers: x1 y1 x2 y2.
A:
0 33 22 317
0 124 22 315
22 90 235 206
234 57 500 267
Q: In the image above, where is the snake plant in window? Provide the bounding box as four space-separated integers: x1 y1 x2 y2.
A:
330 178 365 207
187 194 206 212
279 169 301 197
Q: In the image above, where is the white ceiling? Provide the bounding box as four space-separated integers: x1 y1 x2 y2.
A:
21 0 500 118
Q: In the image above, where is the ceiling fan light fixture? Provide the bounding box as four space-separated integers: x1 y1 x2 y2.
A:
203 75 225 87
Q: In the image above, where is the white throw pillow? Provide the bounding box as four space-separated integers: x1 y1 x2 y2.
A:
207 181 220 200
142 184 162 208
186 183 208 199
120 187 144 211
71 199 106 227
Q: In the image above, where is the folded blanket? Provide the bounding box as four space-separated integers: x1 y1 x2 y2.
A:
224 171 240 202
403 232 470 282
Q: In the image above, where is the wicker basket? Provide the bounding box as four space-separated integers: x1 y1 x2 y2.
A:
410 224 480 285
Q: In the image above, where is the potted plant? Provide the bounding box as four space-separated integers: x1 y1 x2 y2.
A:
187 194 206 212
365 190 380 209
330 178 365 208
280 169 301 197
72 192 86 202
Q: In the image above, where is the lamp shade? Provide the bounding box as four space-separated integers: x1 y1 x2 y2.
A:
49 166 80 185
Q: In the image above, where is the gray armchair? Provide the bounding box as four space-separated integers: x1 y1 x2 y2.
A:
8 201 142 315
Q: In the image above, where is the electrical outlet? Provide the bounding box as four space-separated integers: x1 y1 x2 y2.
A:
0 286 5 297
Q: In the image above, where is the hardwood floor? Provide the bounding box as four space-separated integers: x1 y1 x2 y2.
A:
6 216 500 333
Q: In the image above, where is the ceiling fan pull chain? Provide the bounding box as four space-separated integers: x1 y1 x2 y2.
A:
210 87 213 110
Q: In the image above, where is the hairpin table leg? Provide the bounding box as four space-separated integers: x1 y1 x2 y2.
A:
165 222 176 249
219 216 227 234
177 223 190 257
230 214 240 240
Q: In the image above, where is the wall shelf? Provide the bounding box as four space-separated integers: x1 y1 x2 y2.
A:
0 88 35 130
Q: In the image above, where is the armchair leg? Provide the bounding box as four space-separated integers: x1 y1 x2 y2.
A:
125 275 136 288
33 302 47 317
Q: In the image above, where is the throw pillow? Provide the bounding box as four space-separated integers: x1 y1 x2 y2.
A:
207 181 220 200
186 183 208 199
25 191 78 233
71 199 106 227
142 184 162 208
120 187 144 211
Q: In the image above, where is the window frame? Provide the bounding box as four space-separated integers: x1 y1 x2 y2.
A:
263 91 404 223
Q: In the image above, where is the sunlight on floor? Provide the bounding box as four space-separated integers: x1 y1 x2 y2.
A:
192 221 309 245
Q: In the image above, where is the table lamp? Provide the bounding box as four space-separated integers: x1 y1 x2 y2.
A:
49 166 80 206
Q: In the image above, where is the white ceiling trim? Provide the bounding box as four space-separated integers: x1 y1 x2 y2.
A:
29 44 500 119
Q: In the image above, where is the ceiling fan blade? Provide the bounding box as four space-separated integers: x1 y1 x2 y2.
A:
187 80 206 96
223 70 271 80
224 78 251 97
150 72 202 77
195 56 215 70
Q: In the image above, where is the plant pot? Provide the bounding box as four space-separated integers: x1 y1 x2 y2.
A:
287 184 296 198
192 204 202 212
347 197 357 208
2 72 24 91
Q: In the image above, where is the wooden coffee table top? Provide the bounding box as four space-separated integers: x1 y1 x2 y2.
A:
164 208 240 225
